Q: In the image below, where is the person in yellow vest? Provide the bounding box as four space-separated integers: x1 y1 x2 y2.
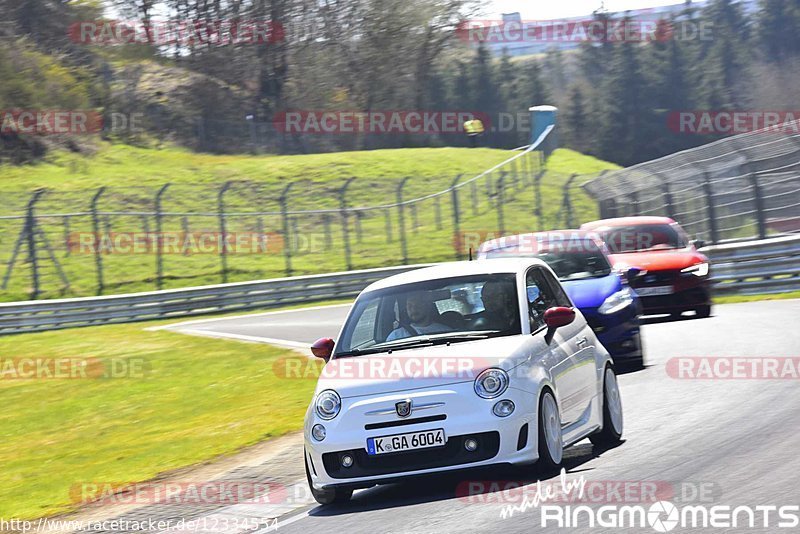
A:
463 118 484 147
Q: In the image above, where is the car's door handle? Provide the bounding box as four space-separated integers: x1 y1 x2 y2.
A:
576 336 588 347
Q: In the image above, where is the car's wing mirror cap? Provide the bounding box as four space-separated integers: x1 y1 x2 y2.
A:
544 306 576 330
311 338 335 362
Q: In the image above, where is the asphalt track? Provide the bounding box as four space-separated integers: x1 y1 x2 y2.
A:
164 299 800 533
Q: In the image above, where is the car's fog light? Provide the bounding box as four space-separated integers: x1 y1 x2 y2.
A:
341 454 354 468
311 424 326 441
464 438 478 452
493 399 515 417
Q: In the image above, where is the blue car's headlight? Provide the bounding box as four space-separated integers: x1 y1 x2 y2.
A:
598 288 635 315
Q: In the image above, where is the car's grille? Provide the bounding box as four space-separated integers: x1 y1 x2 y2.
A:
631 270 677 287
639 287 709 309
365 414 447 431
322 431 500 479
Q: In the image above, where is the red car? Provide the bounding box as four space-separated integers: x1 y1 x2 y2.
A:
580 216 712 318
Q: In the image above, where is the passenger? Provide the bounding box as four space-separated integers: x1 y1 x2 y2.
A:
386 291 452 341
474 279 520 332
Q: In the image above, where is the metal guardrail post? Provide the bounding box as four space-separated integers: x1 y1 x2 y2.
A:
90 187 106 295
339 178 356 270
702 172 720 244
279 181 295 276
450 174 463 260
748 171 768 240
561 174 578 228
25 190 46 299
534 170 545 231
384 209 392 243
397 177 410 265
154 183 170 290
496 171 506 236
217 181 233 283
657 175 675 219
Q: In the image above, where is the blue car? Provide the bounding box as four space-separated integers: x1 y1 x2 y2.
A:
477 230 644 366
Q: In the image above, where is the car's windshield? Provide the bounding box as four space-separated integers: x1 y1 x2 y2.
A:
484 240 612 280
599 224 688 253
334 273 521 356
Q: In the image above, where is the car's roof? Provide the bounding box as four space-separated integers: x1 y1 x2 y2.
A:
363 258 549 293
581 216 676 230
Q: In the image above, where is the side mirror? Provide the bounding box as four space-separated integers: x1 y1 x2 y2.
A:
690 239 706 249
626 266 645 282
544 307 576 330
311 338 335 362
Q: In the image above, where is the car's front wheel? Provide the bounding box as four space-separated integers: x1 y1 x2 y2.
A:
305 449 353 505
590 365 624 447
536 389 563 473
694 304 711 318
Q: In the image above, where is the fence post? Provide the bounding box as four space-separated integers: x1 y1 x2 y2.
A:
217 181 233 283
657 175 676 219
496 171 506 236
90 187 106 295
339 178 356 270
384 209 393 243
279 181 295 276
561 174 578 228
533 170 545 231
24 190 46 299
434 196 442 230
470 180 478 216
154 183 170 290
747 170 767 240
397 177 410 265
450 174 463 260
630 190 640 215
702 172 720 244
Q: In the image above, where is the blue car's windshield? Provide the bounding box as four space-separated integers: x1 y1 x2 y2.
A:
485 241 612 281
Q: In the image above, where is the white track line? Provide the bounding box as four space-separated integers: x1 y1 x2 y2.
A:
146 303 351 332
172 328 311 351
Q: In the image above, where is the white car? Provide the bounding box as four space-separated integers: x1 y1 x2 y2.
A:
304 258 624 504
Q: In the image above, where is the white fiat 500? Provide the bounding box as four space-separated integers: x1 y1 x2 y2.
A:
304 258 623 504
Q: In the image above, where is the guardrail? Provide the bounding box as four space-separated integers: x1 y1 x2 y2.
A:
0 264 430 335
704 234 800 295
0 235 797 335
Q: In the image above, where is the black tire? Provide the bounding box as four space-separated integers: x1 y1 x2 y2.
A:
694 305 711 318
305 449 353 505
590 365 624 447
536 389 562 474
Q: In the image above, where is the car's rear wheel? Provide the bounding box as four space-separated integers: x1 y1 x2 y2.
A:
537 390 563 473
305 449 353 505
694 305 711 318
590 365 624 447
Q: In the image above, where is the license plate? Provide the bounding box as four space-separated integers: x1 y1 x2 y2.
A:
367 428 446 455
636 286 673 296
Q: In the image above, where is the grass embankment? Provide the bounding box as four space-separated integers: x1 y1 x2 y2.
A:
0 321 317 520
0 144 618 301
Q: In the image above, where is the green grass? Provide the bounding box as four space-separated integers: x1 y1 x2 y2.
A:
713 290 800 304
0 322 316 520
0 144 619 302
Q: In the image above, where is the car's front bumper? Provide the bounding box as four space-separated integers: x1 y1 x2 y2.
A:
304 382 540 490
631 272 712 315
583 303 641 360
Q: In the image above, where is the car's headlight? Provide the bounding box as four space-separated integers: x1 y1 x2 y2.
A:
315 390 341 420
681 262 709 277
598 288 634 315
474 368 509 399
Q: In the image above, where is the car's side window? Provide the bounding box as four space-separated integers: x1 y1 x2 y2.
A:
526 268 559 331
541 269 572 307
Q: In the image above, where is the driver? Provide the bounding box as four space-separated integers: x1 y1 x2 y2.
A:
474 279 519 332
386 291 452 341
